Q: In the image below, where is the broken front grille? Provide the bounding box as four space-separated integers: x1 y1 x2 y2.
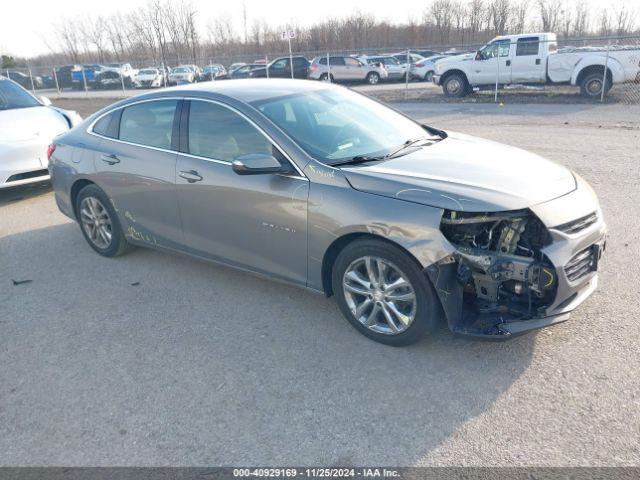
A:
564 246 596 282
555 212 598 234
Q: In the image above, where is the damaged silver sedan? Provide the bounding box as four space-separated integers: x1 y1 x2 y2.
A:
49 79 606 346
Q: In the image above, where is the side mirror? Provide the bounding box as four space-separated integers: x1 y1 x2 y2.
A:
40 96 52 106
475 51 482 61
232 153 287 175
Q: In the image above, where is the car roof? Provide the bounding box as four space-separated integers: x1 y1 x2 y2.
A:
127 78 335 104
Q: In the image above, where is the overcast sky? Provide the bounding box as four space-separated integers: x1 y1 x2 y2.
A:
0 0 629 57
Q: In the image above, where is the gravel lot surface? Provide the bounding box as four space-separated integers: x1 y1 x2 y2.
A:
1 101 639 466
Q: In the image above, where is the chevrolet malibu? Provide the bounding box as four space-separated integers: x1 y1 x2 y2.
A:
49 79 606 346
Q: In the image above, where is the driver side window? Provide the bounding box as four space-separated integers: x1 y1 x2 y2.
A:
187 101 274 162
480 40 511 59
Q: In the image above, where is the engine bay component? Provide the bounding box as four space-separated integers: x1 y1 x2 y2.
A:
438 209 557 334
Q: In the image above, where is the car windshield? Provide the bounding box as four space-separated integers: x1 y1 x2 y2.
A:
252 87 432 165
0 80 40 110
139 69 157 75
173 68 190 73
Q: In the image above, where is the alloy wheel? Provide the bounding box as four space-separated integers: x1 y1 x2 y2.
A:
342 256 417 335
79 196 113 249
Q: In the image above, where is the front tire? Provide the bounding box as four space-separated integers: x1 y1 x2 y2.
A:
76 184 132 257
442 73 468 97
332 238 440 346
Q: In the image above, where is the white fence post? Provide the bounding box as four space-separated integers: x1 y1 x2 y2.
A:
52 66 60 96
601 40 611 103
327 52 330 82
28 66 35 93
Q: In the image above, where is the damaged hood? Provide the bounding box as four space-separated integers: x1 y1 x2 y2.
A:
341 131 576 212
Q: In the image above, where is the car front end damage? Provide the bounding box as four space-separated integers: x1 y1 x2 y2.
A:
425 180 607 339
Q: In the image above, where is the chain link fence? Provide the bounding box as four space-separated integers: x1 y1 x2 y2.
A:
3 34 639 105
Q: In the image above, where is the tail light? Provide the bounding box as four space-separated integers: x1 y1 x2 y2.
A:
47 144 56 163
310 64 317 72
415 62 425 68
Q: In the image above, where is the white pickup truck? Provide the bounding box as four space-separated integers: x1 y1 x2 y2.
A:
433 32 640 98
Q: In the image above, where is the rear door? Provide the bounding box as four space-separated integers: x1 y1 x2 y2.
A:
511 36 545 83
329 57 347 80
91 98 183 249
175 99 309 284
292 57 309 78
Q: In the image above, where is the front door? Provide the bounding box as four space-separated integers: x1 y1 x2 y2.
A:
175 99 309 285
471 39 512 85
91 99 183 249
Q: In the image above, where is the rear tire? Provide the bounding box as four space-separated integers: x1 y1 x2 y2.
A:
366 72 380 85
442 73 468 97
424 71 434 82
331 238 440 346
319 73 334 82
580 72 611 98
75 184 133 257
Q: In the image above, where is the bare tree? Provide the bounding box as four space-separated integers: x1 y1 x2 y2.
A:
537 0 563 32
512 0 530 34
572 1 590 37
488 0 511 35
429 0 454 44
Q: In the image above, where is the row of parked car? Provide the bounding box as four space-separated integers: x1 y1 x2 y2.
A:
5 48 459 91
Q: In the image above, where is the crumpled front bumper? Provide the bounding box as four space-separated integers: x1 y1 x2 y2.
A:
426 174 607 340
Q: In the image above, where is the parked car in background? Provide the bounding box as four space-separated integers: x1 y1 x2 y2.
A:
358 55 406 81
228 63 264 79
201 64 227 81
433 32 640 98
169 66 196 84
412 49 441 58
5 71 44 89
0 76 81 189
104 63 137 82
71 64 104 89
391 52 425 66
135 68 165 88
94 70 132 89
54 65 80 90
309 56 388 84
227 62 246 74
249 56 310 79
181 64 203 81
411 55 446 81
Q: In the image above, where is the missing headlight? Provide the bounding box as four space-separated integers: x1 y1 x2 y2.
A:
439 209 556 317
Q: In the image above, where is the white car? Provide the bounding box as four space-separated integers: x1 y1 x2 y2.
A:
411 55 446 82
0 77 81 189
169 67 195 84
135 68 164 88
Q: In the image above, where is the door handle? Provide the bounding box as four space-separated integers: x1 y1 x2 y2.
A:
535 58 541 65
179 170 203 183
506 60 511 66
100 154 120 165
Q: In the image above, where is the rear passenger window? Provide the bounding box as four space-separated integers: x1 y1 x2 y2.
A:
119 100 177 149
188 101 273 162
92 113 115 138
329 57 346 66
516 37 540 56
